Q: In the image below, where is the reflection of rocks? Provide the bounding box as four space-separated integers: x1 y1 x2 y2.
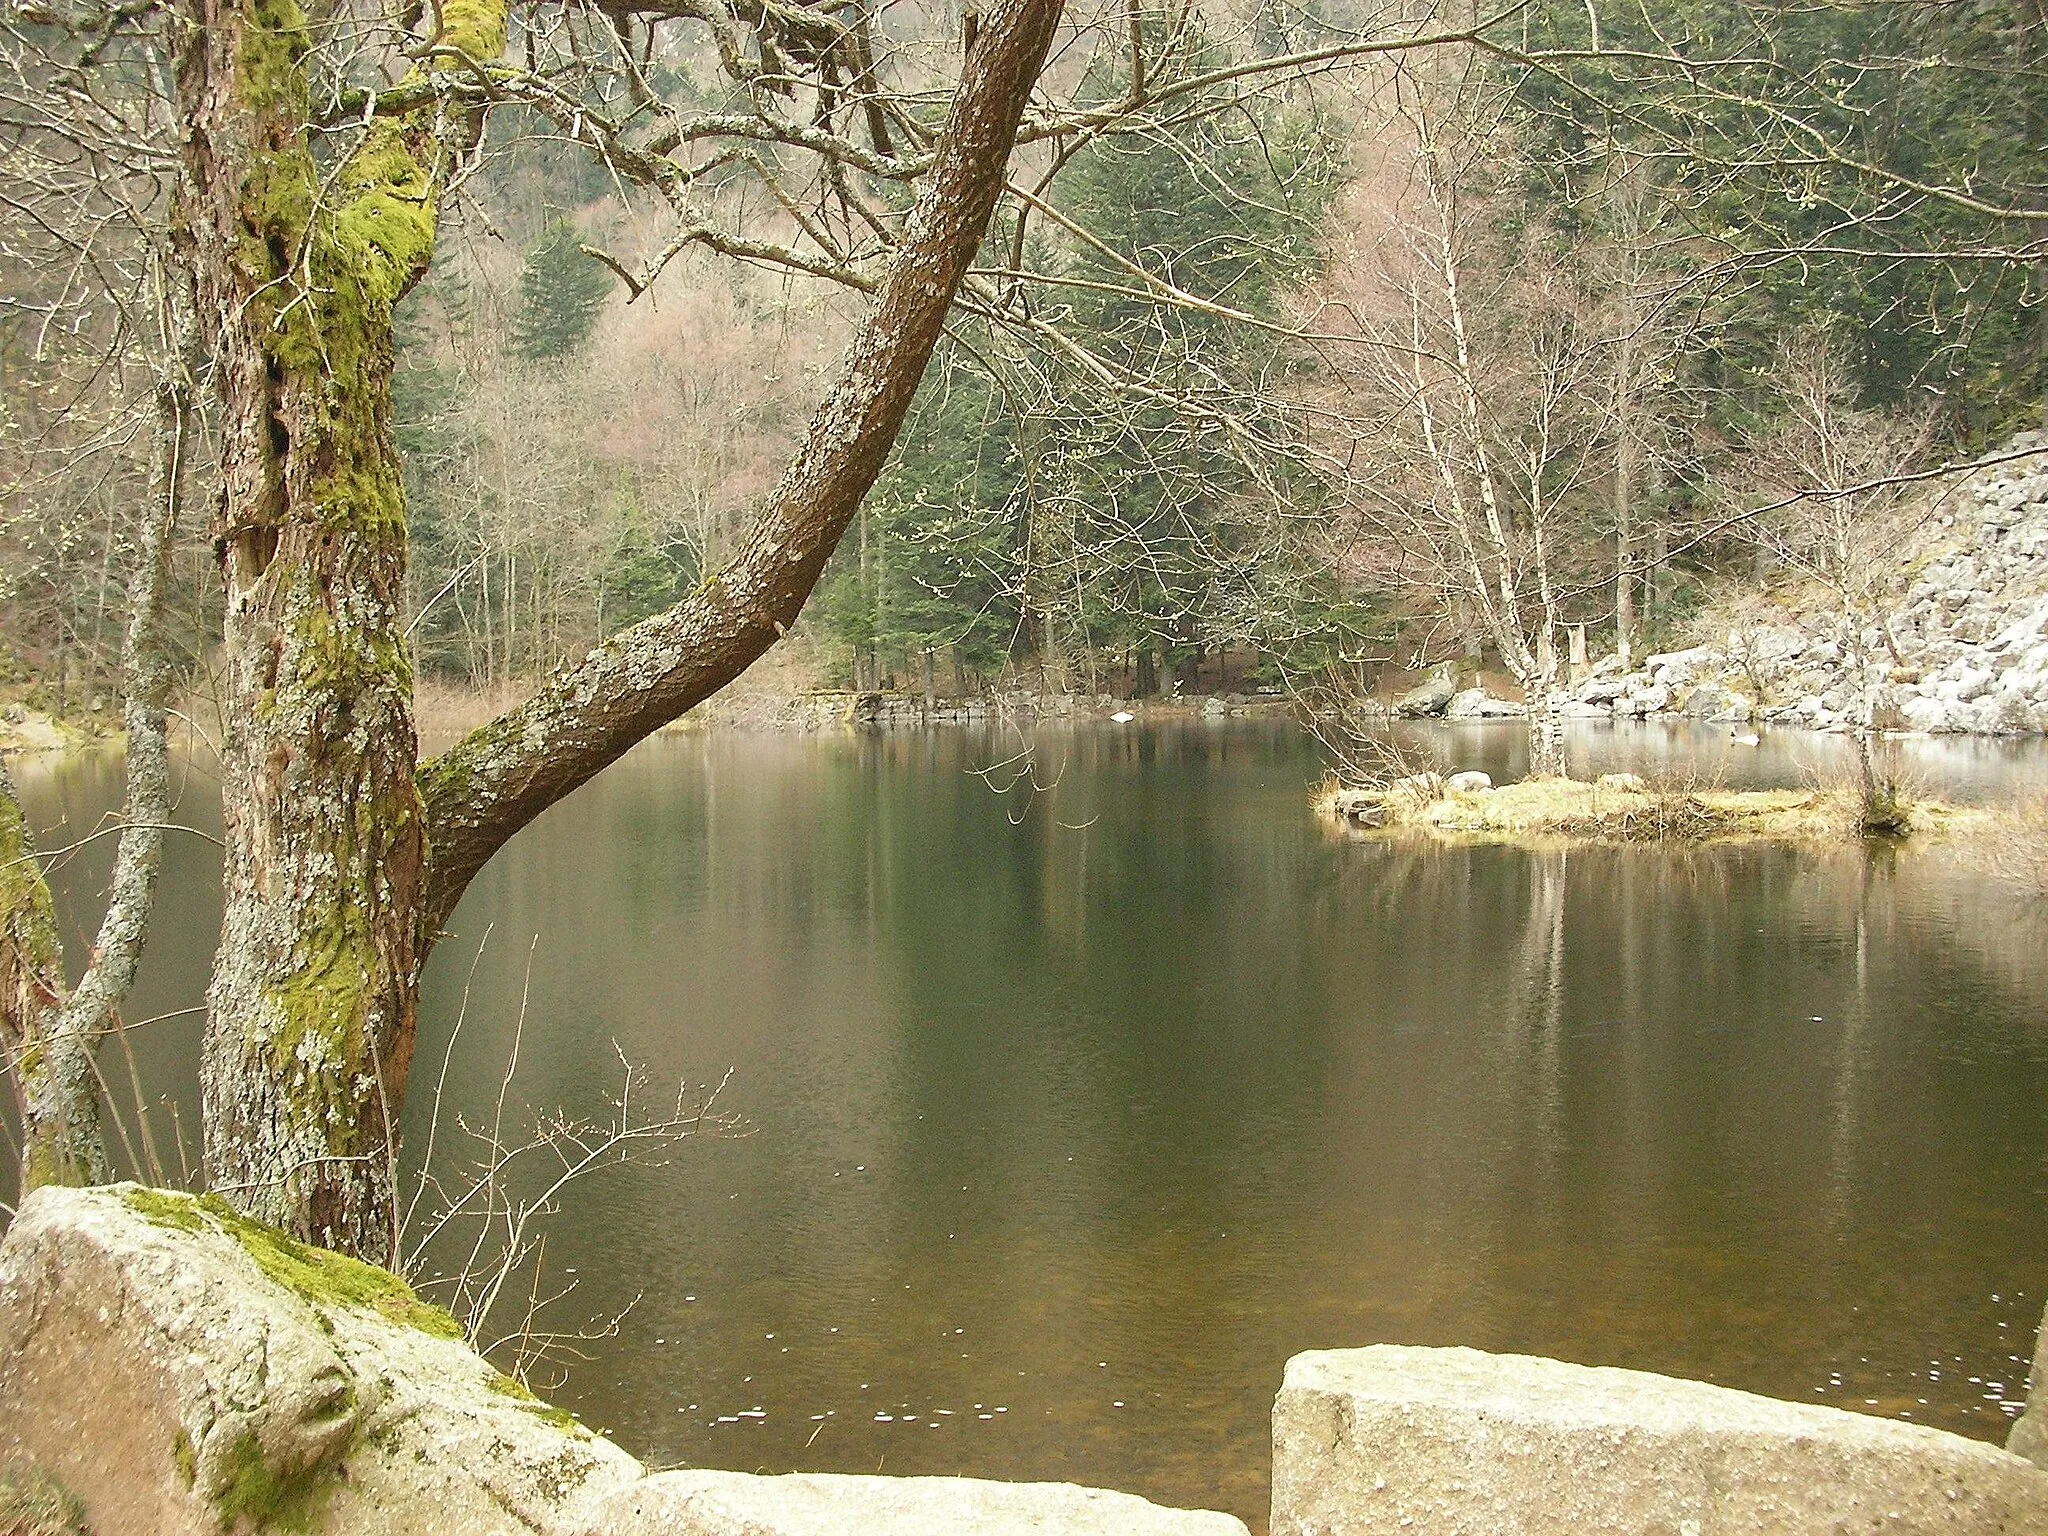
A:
1552 439 2048 737
1272 1346 2048 1536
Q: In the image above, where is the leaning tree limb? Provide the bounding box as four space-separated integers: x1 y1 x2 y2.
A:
418 0 1067 937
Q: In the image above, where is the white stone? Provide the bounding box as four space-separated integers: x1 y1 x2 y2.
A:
584 1472 1250 1536
1444 771 1492 794
1271 1346 2048 1536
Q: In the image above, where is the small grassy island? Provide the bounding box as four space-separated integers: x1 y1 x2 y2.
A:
1316 771 1988 848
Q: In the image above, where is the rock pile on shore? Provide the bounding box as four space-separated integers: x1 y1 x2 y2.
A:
1398 439 2048 737
1583 439 2048 735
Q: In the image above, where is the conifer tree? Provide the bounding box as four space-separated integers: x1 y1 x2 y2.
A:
510 220 612 361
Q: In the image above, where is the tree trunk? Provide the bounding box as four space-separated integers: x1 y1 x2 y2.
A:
1528 689 1567 779
0 764 82 1189
177 0 1066 1257
1614 457 1634 667
178 0 486 1258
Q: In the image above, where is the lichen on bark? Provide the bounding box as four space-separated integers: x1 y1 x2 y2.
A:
189 0 496 1259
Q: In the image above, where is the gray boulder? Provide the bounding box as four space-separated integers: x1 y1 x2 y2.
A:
1394 667 1457 718
586 1472 1249 1536
1272 1345 2048 1536
1444 688 1525 720
0 1184 643 1536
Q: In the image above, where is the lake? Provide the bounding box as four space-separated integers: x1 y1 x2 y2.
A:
17 717 2048 1530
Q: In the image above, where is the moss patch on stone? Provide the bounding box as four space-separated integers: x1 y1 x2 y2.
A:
197 1195 464 1339
119 1188 463 1339
488 1371 582 1432
214 1431 335 1534
126 1187 207 1233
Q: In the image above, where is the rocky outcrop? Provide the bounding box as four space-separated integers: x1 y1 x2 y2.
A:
1442 688 1524 721
1271 1345 2048 1535
1555 439 2048 736
0 1184 643 1535
0 1184 1247 1536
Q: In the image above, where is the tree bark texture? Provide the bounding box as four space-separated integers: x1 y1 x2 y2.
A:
176 0 496 1257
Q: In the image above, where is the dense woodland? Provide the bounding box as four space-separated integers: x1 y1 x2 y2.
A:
8 2 2046 719
0 0 2043 1275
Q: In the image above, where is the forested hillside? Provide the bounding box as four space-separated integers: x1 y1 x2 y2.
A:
4 1 2043 730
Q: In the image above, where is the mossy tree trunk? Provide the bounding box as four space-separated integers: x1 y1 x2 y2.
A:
176 0 493 1259
176 0 1064 1260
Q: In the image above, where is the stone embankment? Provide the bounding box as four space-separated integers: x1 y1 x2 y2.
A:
4 1183 2046 1534
692 689 1286 733
1401 437 2048 737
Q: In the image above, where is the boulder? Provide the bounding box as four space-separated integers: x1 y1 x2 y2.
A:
585 1472 1249 1536
1625 683 1670 715
0 1187 1248 1536
0 1184 644 1536
1272 1345 2048 1536
1444 771 1492 794
1394 668 1457 719
1443 689 1525 721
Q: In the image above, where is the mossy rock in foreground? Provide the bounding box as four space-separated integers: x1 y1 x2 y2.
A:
122 1187 462 1340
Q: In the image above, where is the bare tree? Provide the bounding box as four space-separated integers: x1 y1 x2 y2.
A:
1311 68 1606 776
1739 338 1938 826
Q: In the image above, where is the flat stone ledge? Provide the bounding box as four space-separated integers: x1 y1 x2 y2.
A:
583 1470 1252 1535
1272 1345 2048 1535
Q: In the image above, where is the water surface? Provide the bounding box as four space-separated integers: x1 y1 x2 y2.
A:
18 719 2048 1529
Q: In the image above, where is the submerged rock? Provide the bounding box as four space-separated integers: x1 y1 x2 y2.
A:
1272 1345 2048 1535
0 1186 1248 1536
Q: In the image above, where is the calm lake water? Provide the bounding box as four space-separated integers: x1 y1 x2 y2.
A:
18 718 2048 1529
